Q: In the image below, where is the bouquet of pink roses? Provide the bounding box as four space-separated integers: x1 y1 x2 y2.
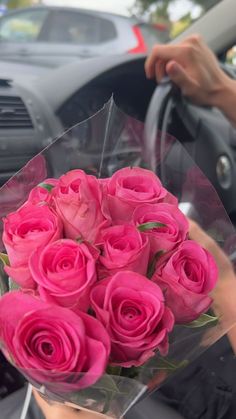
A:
0 99 235 418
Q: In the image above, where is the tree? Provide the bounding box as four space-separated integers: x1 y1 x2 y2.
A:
8 0 34 9
134 0 219 16
133 0 220 34
151 1 171 26
170 12 192 37
135 0 171 14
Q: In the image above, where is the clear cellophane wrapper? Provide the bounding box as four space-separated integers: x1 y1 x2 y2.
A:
0 98 236 418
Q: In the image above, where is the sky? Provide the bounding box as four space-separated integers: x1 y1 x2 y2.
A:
169 0 201 20
43 0 201 21
43 0 135 16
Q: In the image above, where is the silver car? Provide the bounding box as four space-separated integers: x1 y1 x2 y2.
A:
0 6 169 67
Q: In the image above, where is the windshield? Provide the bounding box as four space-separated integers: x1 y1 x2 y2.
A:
132 0 223 40
0 0 223 66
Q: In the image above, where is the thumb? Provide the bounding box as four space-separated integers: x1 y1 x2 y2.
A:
166 61 196 96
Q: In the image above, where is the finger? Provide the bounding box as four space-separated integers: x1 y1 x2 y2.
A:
145 44 181 79
33 390 54 416
165 60 197 96
155 59 166 83
183 33 203 45
33 390 79 419
188 219 209 243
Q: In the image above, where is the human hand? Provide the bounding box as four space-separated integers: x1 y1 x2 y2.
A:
189 220 236 352
189 219 233 277
145 34 231 108
33 389 106 419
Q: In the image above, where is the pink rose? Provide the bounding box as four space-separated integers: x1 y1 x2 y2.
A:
53 170 110 243
0 156 48 252
3 204 62 289
107 167 177 223
0 292 110 391
30 239 99 311
106 167 177 223
97 224 150 279
27 178 59 206
91 271 174 367
152 240 218 323
132 203 189 256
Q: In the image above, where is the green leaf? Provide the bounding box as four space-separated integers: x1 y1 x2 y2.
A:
0 255 9 295
9 279 19 292
120 366 141 379
68 374 130 416
93 375 119 393
0 278 8 296
147 251 164 279
145 355 189 373
155 357 189 371
106 365 122 376
138 222 166 232
76 237 84 243
102 393 113 415
38 183 54 192
0 253 9 266
183 313 218 328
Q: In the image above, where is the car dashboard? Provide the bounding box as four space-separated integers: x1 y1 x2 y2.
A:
0 54 156 185
1 53 236 209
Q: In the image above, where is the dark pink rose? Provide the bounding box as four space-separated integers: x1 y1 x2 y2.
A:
30 239 99 311
53 170 110 243
98 178 109 187
27 178 59 206
91 271 174 367
132 203 189 256
152 240 218 323
106 167 177 223
0 155 48 252
3 204 62 289
97 224 150 279
0 292 110 391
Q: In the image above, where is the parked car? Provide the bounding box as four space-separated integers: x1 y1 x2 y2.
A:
0 6 169 67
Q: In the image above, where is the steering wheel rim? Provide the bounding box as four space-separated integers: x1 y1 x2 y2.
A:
144 77 236 221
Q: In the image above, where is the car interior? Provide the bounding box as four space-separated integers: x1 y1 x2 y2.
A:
0 0 236 418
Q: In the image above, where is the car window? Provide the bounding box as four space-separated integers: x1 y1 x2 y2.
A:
43 11 117 45
45 11 100 45
99 18 117 42
0 9 49 42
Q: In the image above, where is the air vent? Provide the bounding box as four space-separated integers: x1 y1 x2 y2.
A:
0 96 33 129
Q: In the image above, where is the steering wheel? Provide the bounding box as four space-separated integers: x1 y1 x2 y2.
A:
144 76 236 222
